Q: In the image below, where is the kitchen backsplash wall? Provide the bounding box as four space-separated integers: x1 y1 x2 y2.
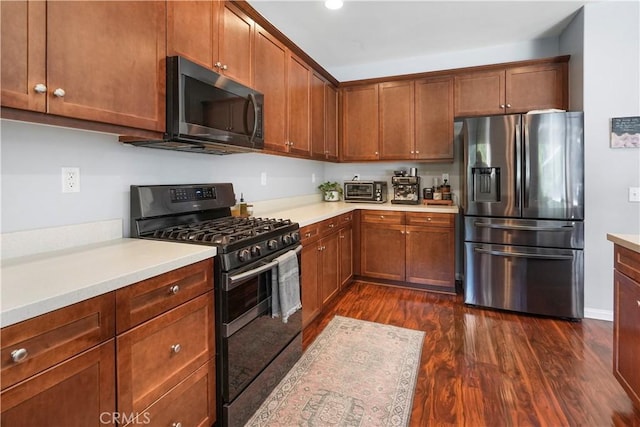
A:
0 120 325 235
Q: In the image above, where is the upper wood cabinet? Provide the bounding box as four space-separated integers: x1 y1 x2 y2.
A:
379 81 414 160
254 24 288 152
341 84 380 161
415 76 454 160
287 54 311 156
311 73 339 161
168 1 254 87
454 60 567 117
1 1 166 132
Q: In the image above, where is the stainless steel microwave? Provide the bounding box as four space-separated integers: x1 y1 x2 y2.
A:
131 56 264 155
344 181 388 203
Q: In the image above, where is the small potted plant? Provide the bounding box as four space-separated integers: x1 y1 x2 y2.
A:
318 181 343 202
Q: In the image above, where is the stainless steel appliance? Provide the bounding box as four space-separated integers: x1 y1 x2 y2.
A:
130 183 301 427
463 112 584 320
129 56 264 155
344 180 388 203
391 174 420 205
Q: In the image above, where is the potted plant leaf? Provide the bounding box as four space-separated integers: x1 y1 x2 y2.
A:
318 181 343 202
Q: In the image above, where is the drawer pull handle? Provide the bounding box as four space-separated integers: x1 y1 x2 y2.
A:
171 344 181 354
305 232 311 238
169 285 180 295
427 217 432 221
637 300 640 307
380 215 384 219
328 224 335 228
11 348 28 363
172 423 183 427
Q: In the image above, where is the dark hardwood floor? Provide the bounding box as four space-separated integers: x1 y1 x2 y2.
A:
302 281 640 427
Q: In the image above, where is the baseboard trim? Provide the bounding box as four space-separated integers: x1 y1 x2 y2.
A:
584 307 613 322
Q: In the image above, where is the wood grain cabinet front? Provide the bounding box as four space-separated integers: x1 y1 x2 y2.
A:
117 292 215 416
613 244 640 408
1 0 166 132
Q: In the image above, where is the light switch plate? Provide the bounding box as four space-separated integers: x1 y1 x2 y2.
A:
629 187 640 202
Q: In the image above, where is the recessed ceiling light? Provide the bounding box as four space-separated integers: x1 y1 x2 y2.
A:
324 0 343 10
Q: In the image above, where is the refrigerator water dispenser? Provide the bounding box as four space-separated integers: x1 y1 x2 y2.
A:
472 167 500 203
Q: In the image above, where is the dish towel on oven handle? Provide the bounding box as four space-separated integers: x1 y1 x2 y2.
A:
271 249 302 323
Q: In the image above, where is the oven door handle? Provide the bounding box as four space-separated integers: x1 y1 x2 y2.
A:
223 298 271 338
225 245 302 291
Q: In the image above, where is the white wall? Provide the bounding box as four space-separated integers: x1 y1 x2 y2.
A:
0 120 324 235
562 1 640 319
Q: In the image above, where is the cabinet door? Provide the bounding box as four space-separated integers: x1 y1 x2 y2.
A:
506 62 567 113
614 270 640 408
46 2 166 131
325 84 339 161
415 76 454 160
287 54 311 156
1 340 116 427
301 243 321 328
339 226 353 288
0 0 46 112
405 225 455 289
219 2 254 86
341 84 379 161
320 232 340 304
254 25 288 152
167 0 220 70
361 223 405 281
311 73 326 160
454 70 505 117
379 81 414 160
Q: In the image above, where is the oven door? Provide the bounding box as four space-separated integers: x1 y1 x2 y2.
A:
219 246 302 403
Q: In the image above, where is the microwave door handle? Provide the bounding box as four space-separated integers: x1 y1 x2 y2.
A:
247 93 259 145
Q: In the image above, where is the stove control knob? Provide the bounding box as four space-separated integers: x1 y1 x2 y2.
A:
283 234 292 245
267 239 278 250
238 249 251 262
251 245 262 257
291 231 300 243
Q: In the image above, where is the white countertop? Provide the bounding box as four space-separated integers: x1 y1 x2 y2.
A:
1 239 216 327
607 233 640 254
263 201 459 227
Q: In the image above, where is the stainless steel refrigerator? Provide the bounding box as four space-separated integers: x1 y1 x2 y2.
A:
462 112 584 319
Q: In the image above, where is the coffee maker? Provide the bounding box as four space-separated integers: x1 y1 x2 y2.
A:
391 169 420 204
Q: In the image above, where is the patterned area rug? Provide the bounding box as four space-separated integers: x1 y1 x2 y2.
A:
245 315 425 426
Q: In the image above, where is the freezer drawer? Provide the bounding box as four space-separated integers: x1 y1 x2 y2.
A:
464 242 584 319
464 216 584 249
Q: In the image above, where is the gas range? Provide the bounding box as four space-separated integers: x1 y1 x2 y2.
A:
130 183 300 271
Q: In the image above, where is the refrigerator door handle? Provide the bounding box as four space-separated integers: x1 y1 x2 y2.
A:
473 247 574 260
523 120 530 208
515 122 522 209
473 221 575 232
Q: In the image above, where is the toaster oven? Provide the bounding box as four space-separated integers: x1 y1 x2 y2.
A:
344 181 388 203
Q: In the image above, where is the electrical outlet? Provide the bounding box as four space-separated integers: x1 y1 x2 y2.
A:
442 173 449 183
61 167 80 193
260 172 267 186
629 187 640 202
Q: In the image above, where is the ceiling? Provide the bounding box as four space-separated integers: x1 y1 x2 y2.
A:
247 0 590 80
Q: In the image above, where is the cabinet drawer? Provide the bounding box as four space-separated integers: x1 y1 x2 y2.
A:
406 212 454 228
319 217 340 236
116 259 213 333
339 212 354 226
361 210 405 225
300 223 320 245
117 292 214 414
125 361 216 427
615 245 640 283
1 292 115 390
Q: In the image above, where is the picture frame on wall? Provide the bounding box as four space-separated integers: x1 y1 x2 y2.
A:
610 116 640 148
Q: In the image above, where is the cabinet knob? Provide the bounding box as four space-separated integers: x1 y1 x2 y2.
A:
340 235 345 239
506 103 512 108
410 150 414 154
415 150 420 154
374 151 379 155
172 423 182 427
169 285 180 295
214 62 222 68
305 232 311 238
33 83 47 94
221 64 228 71
328 223 335 228
400 230 405 234
11 348 28 363
427 217 432 221
171 344 181 354
500 104 505 108
637 300 640 307
379 215 384 219
406 231 410 234
53 88 66 98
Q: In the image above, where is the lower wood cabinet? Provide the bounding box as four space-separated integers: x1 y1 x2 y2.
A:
339 221 354 287
1 340 116 427
361 210 455 291
613 244 640 408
